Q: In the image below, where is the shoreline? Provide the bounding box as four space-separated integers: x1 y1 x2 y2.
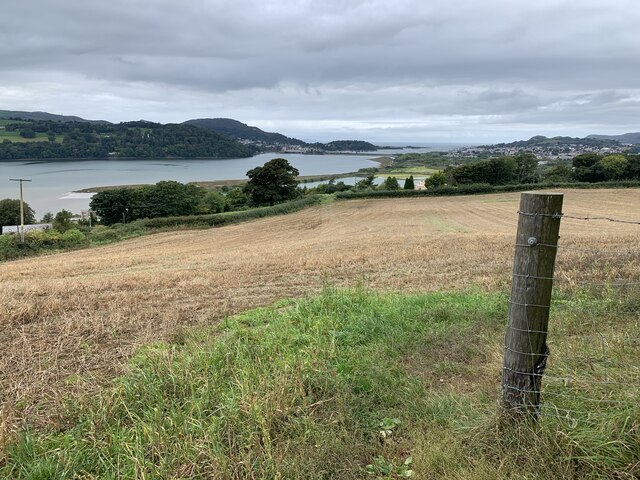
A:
73 156 393 193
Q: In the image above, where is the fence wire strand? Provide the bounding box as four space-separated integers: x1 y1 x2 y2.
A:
504 209 639 426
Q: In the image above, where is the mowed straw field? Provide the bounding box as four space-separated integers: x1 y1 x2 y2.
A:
1 189 639 443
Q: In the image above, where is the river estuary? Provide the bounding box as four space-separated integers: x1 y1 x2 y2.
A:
0 153 381 217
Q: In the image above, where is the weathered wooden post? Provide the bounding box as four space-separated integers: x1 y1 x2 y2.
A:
502 192 563 420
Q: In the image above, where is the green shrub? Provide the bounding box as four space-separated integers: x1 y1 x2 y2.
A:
60 229 88 248
24 228 60 248
0 234 20 261
128 195 323 230
89 227 125 244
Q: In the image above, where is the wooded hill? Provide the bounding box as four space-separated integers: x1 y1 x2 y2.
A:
587 132 640 144
184 118 307 146
0 120 256 160
0 110 107 124
493 135 621 148
184 118 379 151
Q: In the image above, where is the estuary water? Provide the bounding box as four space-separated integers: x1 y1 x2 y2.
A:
0 153 380 217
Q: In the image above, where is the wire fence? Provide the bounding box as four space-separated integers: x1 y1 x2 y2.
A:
504 206 639 426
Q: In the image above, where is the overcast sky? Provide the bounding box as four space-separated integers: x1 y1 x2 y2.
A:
1 0 639 143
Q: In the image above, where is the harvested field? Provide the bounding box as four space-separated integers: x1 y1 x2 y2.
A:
1 189 639 443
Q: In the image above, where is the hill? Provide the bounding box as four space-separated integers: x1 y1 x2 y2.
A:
0 120 256 160
0 109 109 124
184 118 307 146
586 132 640 144
320 139 378 151
495 134 620 148
185 118 380 151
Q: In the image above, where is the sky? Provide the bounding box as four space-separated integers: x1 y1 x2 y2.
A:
1 0 639 144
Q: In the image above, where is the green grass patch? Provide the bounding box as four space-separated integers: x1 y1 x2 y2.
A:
2 287 637 478
382 166 440 176
0 130 53 143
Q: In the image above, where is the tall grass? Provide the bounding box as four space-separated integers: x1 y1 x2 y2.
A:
2 287 637 479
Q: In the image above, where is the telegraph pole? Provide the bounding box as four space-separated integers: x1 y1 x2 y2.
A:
9 178 32 242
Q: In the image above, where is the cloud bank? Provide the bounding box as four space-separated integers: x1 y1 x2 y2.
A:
1 0 638 142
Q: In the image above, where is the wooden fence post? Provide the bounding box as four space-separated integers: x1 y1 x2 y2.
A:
502 192 563 419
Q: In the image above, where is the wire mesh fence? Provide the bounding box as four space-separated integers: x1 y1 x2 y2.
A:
541 237 639 426
503 200 639 427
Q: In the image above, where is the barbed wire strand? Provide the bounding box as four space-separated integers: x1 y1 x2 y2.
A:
503 209 639 427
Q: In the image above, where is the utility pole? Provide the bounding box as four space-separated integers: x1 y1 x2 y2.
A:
9 178 32 242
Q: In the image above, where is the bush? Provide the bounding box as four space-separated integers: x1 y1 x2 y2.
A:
89 227 127 244
0 235 20 261
128 195 323 230
24 229 60 248
60 229 88 248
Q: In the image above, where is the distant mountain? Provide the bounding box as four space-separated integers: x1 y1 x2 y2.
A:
184 118 307 146
0 109 109 124
586 132 640 144
495 135 620 148
185 118 381 152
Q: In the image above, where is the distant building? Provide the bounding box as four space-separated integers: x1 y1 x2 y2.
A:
1 224 52 235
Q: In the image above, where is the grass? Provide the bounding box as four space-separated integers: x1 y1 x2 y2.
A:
381 166 440 176
2 286 637 478
0 130 55 143
1 189 638 444
0 189 638 477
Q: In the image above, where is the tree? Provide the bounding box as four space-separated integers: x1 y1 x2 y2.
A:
625 154 640 179
19 128 36 139
41 212 54 223
53 210 74 233
198 190 227 214
355 174 376 190
451 157 517 185
542 165 573 183
573 153 605 182
599 154 627 180
130 181 204 219
89 181 206 225
403 176 415 190
0 198 36 227
244 158 300 206
90 188 133 226
225 187 249 211
424 171 446 188
381 176 400 190
515 152 538 184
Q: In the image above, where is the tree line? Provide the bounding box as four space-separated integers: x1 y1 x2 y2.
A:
0 120 256 160
437 152 640 186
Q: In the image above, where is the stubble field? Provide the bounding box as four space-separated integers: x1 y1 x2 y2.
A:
1 189 638 445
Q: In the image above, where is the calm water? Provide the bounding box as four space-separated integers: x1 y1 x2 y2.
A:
0 153 380 217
